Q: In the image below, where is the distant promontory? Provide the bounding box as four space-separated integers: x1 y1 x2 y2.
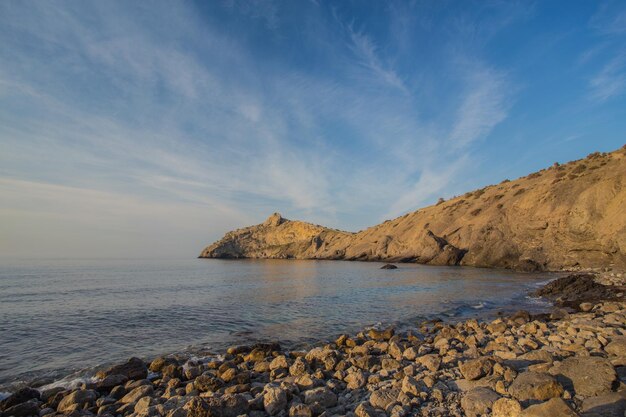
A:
200 146 626 271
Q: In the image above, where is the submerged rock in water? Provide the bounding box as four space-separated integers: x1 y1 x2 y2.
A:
380 263 398 269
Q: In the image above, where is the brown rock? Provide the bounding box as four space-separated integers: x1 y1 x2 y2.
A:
369 387 400 410
492 397 522 417
289 403 313 417
263 386 288 416
520 398 579 417
580 391 626 417
57 390 97 413
418 354 442 372
460 357 494 380
96 357 147 380
119 385 153 404
508 372 563 401
549 356 617 397
605 336 626 357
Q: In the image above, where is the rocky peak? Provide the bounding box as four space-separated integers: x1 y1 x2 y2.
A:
263 212 285 227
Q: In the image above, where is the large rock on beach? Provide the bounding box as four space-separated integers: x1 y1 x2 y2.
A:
459 357 494 380
96 357 147 380
263 386 288 416
57 389 97 413
0 388 40 411
549 356 617 397
461 387 500 417
520 398 579 417
508 372 563 401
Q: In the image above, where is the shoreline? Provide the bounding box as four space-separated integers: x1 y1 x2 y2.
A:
1 272 625 417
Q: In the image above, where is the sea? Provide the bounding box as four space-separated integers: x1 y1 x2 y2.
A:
0 258 555 394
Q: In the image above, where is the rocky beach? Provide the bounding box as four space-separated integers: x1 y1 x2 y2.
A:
2 271 624 417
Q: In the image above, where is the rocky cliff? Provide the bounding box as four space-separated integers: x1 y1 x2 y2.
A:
200 146 626 271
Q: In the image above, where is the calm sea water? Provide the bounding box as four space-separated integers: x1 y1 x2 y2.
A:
0 258 553 391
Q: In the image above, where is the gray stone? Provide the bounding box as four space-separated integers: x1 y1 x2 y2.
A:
460 387 500 417
303 387 337 408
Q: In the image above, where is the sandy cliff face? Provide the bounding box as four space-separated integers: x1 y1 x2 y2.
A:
200 146 626 271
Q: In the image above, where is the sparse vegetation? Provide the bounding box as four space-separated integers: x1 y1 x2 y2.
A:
513 188 526 196
473 189 485 198
470 208 481 216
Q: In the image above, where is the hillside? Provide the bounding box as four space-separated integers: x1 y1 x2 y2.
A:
200 146 626 271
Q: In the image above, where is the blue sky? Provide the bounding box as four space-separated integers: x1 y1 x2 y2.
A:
1 0 625 258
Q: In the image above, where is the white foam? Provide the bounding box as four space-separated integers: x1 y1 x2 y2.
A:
38 375 98 392
472 302 486 309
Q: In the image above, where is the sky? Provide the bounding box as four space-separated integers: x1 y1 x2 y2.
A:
1 0 625 259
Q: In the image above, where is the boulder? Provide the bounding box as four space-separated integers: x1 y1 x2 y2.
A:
119 385 153 404
508 372 563 401
369 387 400 410
461 387 500 417
380 264 398 269
303 387 337 408
289 403 313 417
2 399 40 417
0 388 40 412
345 370 367 389
418 354 441 372
605 336 626 357
57 390 97 413
549 356 617 397
367 327 394 341
194 374 224 392
289 357 308 377
148 356 178 372
459 357 494 380
96 373 128 391
269 355 289 371
520 398 579 417
96 357 148 380
263 386 288 416
355 402 377 417
492 397 522 417
217 394 250 417
580 391 626 417
401 375 425 396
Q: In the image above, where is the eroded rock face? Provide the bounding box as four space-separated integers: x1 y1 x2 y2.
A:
199 147 626 271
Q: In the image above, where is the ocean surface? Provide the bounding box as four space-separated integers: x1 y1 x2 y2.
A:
0 258 554 392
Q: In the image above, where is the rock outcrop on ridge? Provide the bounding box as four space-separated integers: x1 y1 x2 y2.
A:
200 146 626 271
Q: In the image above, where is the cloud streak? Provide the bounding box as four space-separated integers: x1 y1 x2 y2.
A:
0 0 569 258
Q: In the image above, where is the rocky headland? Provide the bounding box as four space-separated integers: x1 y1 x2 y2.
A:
200 146 626 271
1 272 625 417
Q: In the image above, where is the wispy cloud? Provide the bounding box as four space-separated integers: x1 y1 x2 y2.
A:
589 52 626 102
0 1 531 257
448 63 510 148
